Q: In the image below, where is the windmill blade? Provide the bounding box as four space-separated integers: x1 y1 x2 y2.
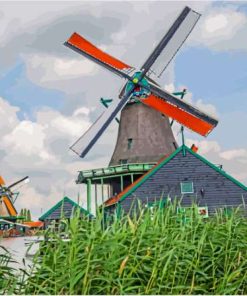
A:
8 176 29 190
65 32 134 79
141 6 200 77
0 176 5 186
140 84 218 136
2 196 17 216
70 90 134 158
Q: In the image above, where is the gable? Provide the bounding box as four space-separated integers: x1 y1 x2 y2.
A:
45 200 76 220
39 197 91 221
105 147 182 206
107 146 247 212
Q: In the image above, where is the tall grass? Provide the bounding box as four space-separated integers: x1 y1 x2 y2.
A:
0 245 26 294
1 202 247 295
24 202 247 295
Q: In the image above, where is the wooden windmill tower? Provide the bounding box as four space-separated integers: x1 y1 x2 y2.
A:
65 6 218 213
109 100 177 165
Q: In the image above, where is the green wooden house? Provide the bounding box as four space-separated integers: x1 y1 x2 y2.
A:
39 196 93 229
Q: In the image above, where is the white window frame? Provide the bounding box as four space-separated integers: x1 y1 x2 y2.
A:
180 181 194 194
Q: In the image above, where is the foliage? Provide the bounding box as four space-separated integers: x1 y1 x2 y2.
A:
1 203 247 295
18 208 32 222
0 245 25 294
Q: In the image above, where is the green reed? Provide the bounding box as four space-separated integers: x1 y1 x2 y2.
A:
1 202 247 295
0 245 25 294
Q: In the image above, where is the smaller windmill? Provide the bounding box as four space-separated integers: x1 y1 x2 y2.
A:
64 6 218 159
0 175 29 219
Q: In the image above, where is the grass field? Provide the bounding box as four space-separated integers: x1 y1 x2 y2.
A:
1 202 247 295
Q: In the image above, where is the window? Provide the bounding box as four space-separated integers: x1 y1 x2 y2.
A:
180 181 194 194
127 138 133 150
120 159 128 164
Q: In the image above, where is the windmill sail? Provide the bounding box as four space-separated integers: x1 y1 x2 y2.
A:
70 92 134 157
0 176 18 216
0 176 5 186
140 89 218 136
141 7 200 78
2 196 17 216
65 33 134 79
8 176 29 189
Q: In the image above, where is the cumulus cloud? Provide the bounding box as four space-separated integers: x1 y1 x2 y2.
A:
190 7 247 51
0 96 117 219
2 120 55 162
0 97 20 135
186 139 221 154
220 149 247 162
25 54 98 83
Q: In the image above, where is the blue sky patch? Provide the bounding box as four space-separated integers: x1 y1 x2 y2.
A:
175 46 247 113
0 62 65 120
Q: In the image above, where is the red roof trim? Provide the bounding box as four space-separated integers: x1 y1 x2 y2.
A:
23 221 44 228
104 153 170 207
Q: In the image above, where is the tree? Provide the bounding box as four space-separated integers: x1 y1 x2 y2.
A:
23 208 27 221
18 208 32 222
27 209 32 222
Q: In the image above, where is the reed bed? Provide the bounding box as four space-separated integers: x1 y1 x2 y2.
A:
0 245 25 294
1 202 247 295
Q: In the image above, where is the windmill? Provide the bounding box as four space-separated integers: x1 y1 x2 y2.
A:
0 175 29 219
65 6 219 212
65 6 218 163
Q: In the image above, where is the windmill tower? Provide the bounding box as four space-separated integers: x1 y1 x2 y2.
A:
109 101 177 165
65 6 218 213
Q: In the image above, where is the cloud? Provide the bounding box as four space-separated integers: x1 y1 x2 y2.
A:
1 120 53 161
204 13 228 33
0 96 117 218
25 54 98 83
186 139 221 154
191 7 247 51
0 97 20 135
220 149 247 162
0 2 130 70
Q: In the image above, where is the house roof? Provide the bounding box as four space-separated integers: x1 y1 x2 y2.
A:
39 196 92 221
0 219 31 228
23 221 44 228
104 145 247 207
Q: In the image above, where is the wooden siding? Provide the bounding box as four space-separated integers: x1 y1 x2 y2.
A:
43 201 78 220
119 149 247 215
